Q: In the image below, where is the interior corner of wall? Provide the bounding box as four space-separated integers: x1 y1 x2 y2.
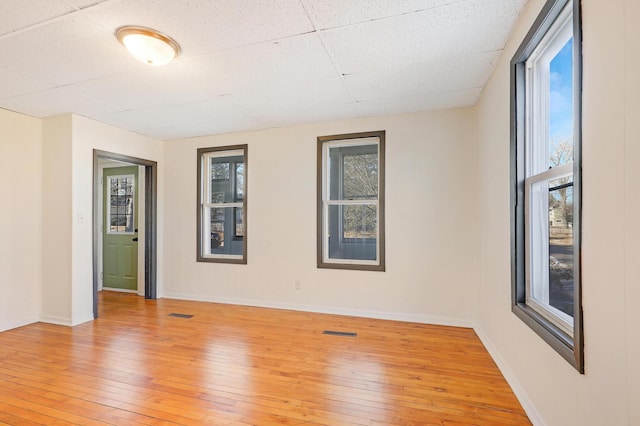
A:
473 323 546 426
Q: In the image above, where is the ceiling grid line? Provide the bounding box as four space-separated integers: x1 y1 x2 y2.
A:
298 0 365 118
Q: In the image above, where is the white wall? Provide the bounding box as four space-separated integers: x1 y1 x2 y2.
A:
474 0 639 424
163 109 478 326
0 108 42 331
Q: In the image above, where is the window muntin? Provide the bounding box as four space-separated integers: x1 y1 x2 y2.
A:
318 132 385 271
511 0 583 372
197 146 247 263
107 174 135 234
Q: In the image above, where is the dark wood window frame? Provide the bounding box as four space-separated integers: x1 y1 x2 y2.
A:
197 145 248 264
317 131 386 272
510 0 584 372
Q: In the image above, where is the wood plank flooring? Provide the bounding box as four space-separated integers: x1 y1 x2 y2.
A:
0 292 530 425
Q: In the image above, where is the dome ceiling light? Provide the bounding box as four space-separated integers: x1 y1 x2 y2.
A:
115 26 181 66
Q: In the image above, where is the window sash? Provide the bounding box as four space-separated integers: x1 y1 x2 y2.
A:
525 3 573 178
323 141 380 265
525 163 574 336
202 205 243 260
322 201 380 265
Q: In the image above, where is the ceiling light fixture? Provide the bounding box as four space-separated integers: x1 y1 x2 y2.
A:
115 26 181 66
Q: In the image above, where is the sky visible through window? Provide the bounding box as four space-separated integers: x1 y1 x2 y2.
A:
549 38 573 149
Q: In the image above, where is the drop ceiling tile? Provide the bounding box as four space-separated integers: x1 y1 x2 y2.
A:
321 0 527 75
69 67 213 110
302 0 462 30
221 76 355 122
344 51 499 102
257 101 362 128
0 13 137 85
0 0 75 36
131 98 255 129
0 86 117 118
143 119 266 141
87 0 314 58
89 109 164 135
356 87 482 117
0 66 56 99
177 33 338 97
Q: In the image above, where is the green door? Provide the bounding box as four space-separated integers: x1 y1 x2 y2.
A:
103 166 138 291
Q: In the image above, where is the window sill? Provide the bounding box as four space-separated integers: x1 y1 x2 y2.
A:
317 261 385 272
512 302 582 372
197 256 247 265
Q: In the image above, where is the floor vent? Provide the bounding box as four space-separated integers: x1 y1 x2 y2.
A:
168 313 193 318
323 330 357 337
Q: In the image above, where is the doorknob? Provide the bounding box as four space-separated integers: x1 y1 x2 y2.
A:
132 237 138 241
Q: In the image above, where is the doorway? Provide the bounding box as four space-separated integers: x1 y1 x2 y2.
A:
93 150 158 319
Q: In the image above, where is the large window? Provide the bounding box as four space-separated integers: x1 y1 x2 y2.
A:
317 131 385 271
511 0 583 372
197 145 247 264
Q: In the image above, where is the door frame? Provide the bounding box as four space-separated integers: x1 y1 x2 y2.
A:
93 150 158 318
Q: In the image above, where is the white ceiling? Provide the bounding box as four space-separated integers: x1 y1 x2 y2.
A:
0 0 528 140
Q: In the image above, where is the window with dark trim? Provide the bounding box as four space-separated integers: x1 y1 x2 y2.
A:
317 131 385 271
197 145 247 264
511 0 583 372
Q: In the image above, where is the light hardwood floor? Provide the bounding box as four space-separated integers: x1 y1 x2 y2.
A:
0 291 530 425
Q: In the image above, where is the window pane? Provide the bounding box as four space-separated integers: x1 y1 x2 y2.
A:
328 204 377 261
211 180 233 203
208 207 243 256
236 163 244 200
328 145 378 200
210 158 244 204
549 37 574 169
549 179 574 317
234 207 244 238
211 161 230 179
529 179 549 304
343 153 378 199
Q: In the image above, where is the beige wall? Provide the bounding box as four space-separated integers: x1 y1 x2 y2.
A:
474 0 639 424
624 0 640 422
163 109 479 325
41 115 73 324
0 108 43 331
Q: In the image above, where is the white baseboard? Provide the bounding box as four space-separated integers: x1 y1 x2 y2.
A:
161 292 475 328
102 287 138 294
39 314 94 327
473 323 545 426
0 316 39 332
39 315 73 326
71 314 95 326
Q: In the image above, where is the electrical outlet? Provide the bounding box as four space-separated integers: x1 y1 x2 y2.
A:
295 280 302 290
